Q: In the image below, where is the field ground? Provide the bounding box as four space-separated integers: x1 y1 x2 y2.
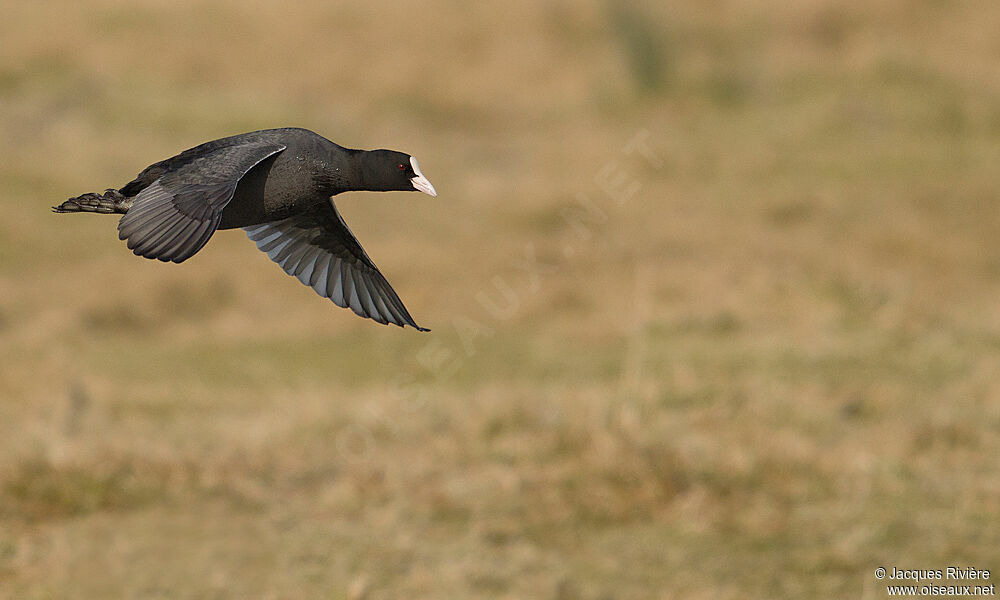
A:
2 1 1000 598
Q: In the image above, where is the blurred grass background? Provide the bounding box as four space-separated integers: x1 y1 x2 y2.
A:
2 0 1000 598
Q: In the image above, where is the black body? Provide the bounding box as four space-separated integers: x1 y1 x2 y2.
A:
53 128 434 331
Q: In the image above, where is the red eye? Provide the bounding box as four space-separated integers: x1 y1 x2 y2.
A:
398 163 406 170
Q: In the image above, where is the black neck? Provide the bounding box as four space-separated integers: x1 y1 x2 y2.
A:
315 148 364 195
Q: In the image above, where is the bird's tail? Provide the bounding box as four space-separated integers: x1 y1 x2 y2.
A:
52 189 131 214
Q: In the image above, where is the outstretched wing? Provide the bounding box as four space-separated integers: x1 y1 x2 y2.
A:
117 142 285 263
244 199 428 332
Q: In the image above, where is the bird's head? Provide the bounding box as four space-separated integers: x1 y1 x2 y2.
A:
362 150 437 196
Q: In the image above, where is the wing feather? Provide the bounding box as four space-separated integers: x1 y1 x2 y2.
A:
117 143 285 263
244 199 427 331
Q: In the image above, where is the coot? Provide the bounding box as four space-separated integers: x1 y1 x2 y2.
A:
53 128 436 331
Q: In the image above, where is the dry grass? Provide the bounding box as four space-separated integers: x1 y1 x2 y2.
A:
2 1 1000 598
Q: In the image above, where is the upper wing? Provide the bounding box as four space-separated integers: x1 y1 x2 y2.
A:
244 199 428 332
117 142 285 263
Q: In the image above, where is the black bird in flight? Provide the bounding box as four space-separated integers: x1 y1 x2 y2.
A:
54 128 437 332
